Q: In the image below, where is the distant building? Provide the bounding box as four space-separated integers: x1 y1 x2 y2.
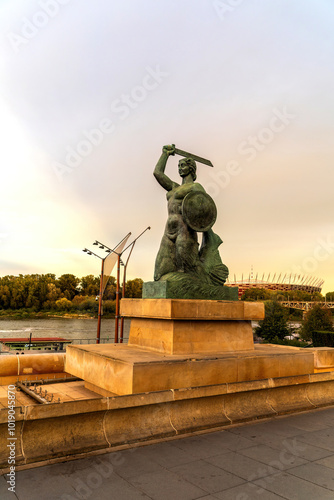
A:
225 272 324 299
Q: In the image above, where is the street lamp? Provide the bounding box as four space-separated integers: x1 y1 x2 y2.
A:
119 226 151 342
83 227 150 344
82 246 109 344
111 227 151 343
83 233 132 343
83 236 130 343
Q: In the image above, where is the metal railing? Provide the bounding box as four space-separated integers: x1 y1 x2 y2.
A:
69 337 129 345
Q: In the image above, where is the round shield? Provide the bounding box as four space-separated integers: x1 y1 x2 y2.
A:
182 191 217 232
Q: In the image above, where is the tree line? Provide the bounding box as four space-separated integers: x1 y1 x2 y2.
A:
0 274 143 313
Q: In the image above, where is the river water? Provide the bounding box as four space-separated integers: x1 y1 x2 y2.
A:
0 318 303 351
0 318 131 345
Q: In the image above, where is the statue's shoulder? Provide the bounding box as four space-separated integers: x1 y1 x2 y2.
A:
192 182 206 193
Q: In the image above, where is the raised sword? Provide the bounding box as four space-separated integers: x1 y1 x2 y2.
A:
170 145 214 167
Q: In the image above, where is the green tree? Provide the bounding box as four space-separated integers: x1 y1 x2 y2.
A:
46 282 61 302
300 304 333 341
241 288 272 301
326 291 334 302
125 278 143 298
104 277 117 300
0 283 11 308
10 275 26 309
255 301 290 342
80 275 100 296
23 274 56 310
32 274 54 310
310 291 324 302
57 274 80 300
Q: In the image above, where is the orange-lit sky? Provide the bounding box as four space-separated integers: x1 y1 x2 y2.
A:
0 1 334 293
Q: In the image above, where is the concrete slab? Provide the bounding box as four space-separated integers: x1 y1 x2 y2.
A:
127 469 208 500
288 461 334 490
238 443 307 470
2 406 334 500
295 427 334 452
169 459 245 493
316 455 334 470
253 471 334 499
196 451 278 481
65 343 315 395
214 483 285 499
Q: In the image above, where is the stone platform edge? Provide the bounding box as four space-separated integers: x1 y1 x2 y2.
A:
1 371 334 471
120 298 264 320
0 353 68 385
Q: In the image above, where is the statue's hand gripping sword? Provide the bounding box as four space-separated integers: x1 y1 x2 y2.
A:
166 144 214 167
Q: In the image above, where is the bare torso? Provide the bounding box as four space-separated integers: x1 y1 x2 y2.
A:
165 182 205 240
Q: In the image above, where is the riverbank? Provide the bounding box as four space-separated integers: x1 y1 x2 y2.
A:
0 310 117 320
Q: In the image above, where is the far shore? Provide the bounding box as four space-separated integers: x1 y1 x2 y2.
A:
0 311 115 320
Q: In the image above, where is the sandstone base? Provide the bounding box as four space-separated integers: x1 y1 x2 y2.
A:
65 343 316 396
65 299 319 397
2 372 334 469
3 296 334 470
66 298 270 395
122 298 264 354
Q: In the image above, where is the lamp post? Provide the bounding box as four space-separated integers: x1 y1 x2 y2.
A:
104 227 150 343
119 226 151 342
83 234 131 343
83 227 150 344
120 248 134 343
82 246 110 343
83 232 132 343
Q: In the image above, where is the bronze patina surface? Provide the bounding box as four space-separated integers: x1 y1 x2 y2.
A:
147 144 236 299
182 191 217 232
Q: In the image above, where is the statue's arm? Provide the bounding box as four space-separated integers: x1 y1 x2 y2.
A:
153 145 179 191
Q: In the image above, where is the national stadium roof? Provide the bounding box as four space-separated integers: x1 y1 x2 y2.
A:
225 272 324 298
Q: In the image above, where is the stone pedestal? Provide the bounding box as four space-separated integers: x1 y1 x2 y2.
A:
65 342 315 396
65 298 314 396
123 299 263 354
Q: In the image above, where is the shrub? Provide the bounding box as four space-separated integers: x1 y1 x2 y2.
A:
72 295 87 306
78 298 98 313
255 301 290 342
103 300 116 315
262 337 309 348
55 297 73 311
300 305 333 341
312 330 334 347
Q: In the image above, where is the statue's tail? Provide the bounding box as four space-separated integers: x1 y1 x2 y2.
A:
199 229 229 285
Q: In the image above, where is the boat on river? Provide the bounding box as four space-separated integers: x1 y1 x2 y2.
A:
0 337 71 351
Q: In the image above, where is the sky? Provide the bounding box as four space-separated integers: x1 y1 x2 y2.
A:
0 0 333 293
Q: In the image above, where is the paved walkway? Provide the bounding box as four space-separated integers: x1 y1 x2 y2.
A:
1 406 334 500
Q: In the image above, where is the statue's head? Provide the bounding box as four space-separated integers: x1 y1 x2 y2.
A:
178 158 197 181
